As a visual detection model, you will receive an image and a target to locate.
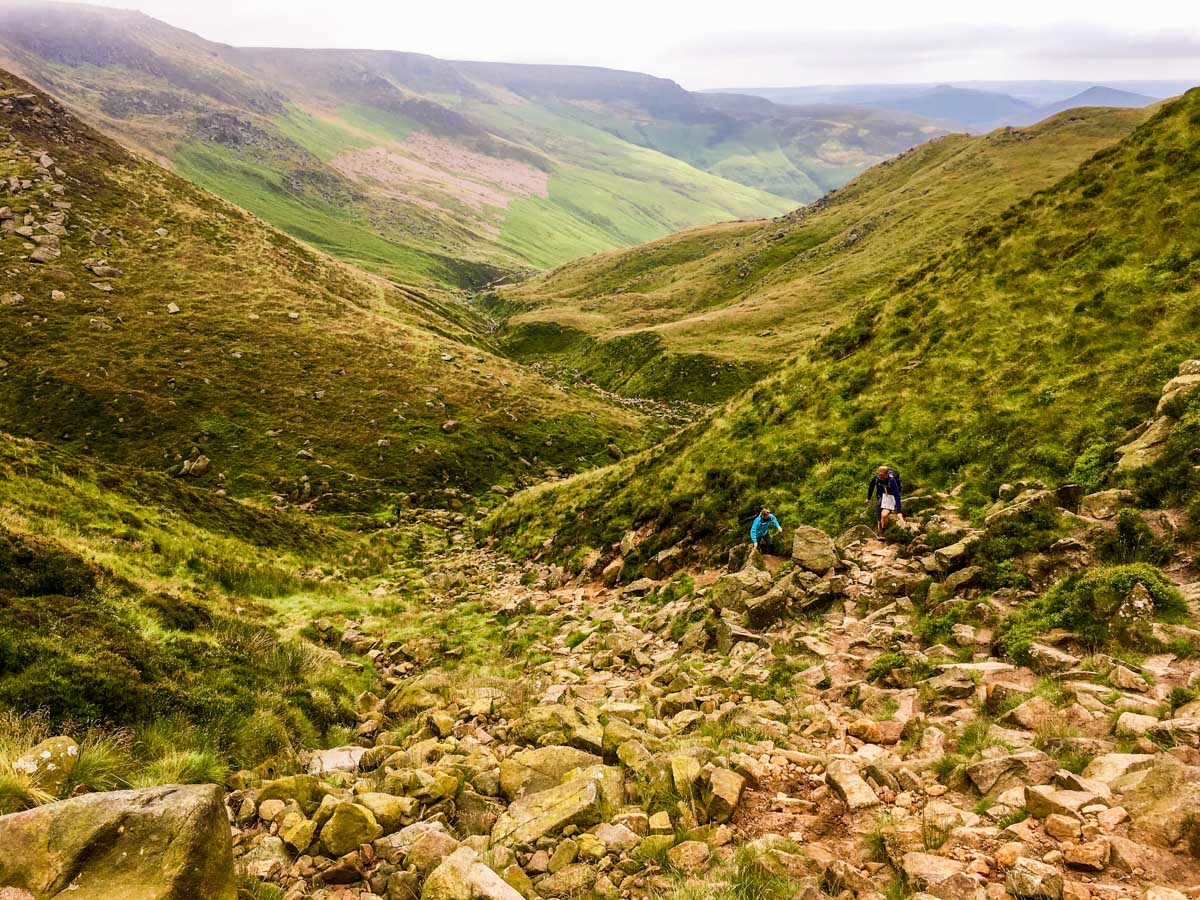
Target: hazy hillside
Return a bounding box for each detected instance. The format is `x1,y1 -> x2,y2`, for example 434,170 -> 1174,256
1038,86 -> 1159,118
0,1 -> 944,287
874,85 -> 1036,125
491,88 -> 1200,557
493,106 -> 1151,401
728,79 -> 1184,131
0,68 -> 660,513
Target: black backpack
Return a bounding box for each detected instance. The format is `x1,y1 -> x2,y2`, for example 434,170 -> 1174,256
888,467 -> 902,494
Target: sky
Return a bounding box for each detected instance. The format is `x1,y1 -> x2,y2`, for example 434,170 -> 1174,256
79,0 -> 1200,90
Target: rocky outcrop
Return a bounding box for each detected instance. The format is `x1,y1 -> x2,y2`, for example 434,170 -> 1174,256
0,784 -> 236,898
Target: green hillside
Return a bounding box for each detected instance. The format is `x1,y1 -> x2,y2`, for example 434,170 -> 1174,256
0,2 -> 942,288
490,89 -> 1200,559
0,69 -> 659,514
494,106 -> 1152,402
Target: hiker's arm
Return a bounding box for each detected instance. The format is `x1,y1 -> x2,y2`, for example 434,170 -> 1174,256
892,476 -> 902,514
866,476 -> 877,500
770,515 -> 781,531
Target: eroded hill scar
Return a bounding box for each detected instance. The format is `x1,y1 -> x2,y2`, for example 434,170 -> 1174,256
331,133 -> 550,229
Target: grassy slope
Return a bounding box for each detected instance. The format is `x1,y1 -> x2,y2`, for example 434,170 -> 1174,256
489,90 -> 1200,559
0,69 -> 659,514
470,101 -> 795,267
495,107 -> 1152,401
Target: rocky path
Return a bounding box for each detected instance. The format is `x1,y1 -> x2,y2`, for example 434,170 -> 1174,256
211,499 -> 1200,900
5,489 -> 1200,900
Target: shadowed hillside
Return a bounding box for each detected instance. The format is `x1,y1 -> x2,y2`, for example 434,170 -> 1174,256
0,68 -> 661,513
493,105 -> 1152,402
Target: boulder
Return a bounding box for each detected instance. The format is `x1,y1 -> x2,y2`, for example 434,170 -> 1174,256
320,802 -> 382,857
409,828 -> 463,875
1005,857 -> 1063,899
825,759 -> 879,810
1078,490 -> 1135,520
306,745 -> 366,776
422,846 -> 524,900
358,792 -> 419,833
0,784 -> 235,898
705,768 -> 745,823
744,586 -> 789,629
1116,417 -> 1173,470
1024,786 -> 1099,820
900,852 -> 967,889
1114,757 -> 1200,850
1002,696 -> 1059,732
1064,840 -> 1109,871
499,746 -> 602,800
667,840 -> 710,872
490,772 -> 614,847
710,567 -> 771,612
1082,753 -> 1155,785
600,558 -> 624,587
536,862 -> 595,897
11,735 -> 79,796
966,751 -> 1057,796
257,773 -> 324,810
791,526 -> 838,572
1027,643 -> 1080,674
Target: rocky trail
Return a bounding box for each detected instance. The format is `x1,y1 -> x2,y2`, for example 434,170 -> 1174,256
3,482 -> 1200,900
5,479 -> 1200,900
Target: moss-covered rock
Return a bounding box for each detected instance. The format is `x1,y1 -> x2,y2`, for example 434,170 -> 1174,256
0,784 -> 235,898
319,802 -> 382,857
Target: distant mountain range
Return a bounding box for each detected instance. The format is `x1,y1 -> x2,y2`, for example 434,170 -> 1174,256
718,80 -> 1189,131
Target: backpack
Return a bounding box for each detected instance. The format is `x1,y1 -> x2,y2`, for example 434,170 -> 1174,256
888,467 -> 902,494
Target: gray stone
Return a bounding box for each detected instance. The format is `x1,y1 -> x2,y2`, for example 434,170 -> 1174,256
791,525 -> 838,572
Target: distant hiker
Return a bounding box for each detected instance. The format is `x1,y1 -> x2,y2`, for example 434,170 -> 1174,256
867,465 -> 903,533
750,508 -> 782,555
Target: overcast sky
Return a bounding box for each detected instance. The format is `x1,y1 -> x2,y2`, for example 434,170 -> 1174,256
82,0 -> 1200,90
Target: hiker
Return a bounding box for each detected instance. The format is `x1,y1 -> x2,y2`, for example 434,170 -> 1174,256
867,465 -> 903,533
750,508 -> 782,555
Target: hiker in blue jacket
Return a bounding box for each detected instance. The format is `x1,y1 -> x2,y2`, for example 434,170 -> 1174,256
750,508 -> 782,555
867,465 -> 903,533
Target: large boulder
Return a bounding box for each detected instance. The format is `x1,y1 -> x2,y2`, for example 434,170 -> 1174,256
1116,417 -> 1173,471
965,750 -> 1057,796
1113,757 -> 1200,850
490,770 -> 617,847
791,526 -> 838,572
0,784 -> 236,898
423,846 -> 524,900
498,746 -> 602,800
710,567 -> 771,613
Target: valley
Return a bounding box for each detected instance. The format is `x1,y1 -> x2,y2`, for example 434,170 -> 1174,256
0,7 -> 1199,900
0,2 -> 942,289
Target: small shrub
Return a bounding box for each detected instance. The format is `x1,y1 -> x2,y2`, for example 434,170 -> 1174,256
132,749 -> 225,787
956,719 -> 999,757
867,652 -> 905,684
1095,510 -> 1172,565
729,847 -> 799,900
996,807 -> 1030,829
67,729 -> 134,794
